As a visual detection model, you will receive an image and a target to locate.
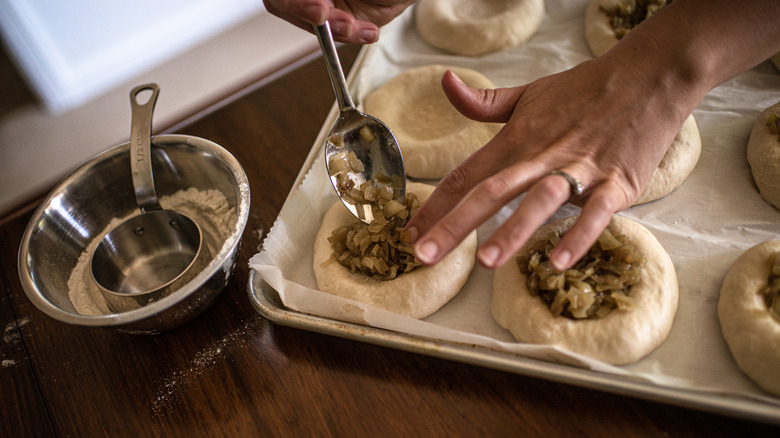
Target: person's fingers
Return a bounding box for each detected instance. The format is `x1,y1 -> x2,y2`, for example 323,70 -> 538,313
405,79 -> 530,242
405,137 -> 509,244
549,180 -> 628,271
263,0 -> 380,44
410,159 -> 548,266
441,70 -> 526,123
475,172 -> 574,269
328,9 -> 380,43
264,0 -> 328,27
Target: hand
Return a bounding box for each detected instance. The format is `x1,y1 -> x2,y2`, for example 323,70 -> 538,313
263,0 -> 415,44
401,0 -> 780,273
405,51 -> 694,272
404,0 -> 780,272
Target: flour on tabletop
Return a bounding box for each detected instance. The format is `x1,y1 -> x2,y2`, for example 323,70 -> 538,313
67,188 -> 237,315
150,317 -> 259,417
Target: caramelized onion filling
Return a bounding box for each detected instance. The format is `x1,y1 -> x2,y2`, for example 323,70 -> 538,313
325,192 -> 422,280
328,150 -> 404,210
761,252 -> 780,322
601,0 -> 672,39
518,228 -> 644,319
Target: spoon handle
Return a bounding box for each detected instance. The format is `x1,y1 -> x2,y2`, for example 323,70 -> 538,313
313,22 -> 355,111
129,83 -> 161,213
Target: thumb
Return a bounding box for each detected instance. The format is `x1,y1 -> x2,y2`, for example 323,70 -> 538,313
441,70 -> 525,124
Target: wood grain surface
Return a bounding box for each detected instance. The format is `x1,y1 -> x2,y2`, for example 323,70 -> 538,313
2,44 -> 779,437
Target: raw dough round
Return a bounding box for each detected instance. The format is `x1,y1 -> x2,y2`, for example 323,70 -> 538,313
313,182 -> 477,318
635,114 -> 702,205
363,65 -> 503,179
584,1 -> 701,204
585,0 -> 677,58
718,240 -> 780,396
414,0 -> 545,56
747,100 -> 780,209
492,215 -> 678,365
584,0 -> 624,58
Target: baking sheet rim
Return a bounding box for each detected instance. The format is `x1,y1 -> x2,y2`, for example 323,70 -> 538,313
248,271 -> 780,425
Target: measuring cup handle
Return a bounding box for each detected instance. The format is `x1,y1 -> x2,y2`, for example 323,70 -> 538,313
130,83 -> 162,213
313,23 -> 356,111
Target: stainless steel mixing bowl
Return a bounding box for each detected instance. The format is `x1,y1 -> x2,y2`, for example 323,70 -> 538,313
18,134 -> 250,334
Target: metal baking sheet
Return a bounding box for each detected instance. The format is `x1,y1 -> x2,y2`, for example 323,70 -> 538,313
248,273 -> 780,424
248,3 -> 780,425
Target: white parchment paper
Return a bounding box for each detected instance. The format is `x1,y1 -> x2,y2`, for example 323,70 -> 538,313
251,0 -> 780,407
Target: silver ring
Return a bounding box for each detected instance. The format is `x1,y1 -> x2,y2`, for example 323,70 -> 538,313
549,170 -> 584,201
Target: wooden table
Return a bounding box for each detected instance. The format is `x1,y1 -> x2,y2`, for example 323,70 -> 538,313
2,44 -> 778,437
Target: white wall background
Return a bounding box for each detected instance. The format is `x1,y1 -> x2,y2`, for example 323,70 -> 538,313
0,0 -> 263,113
0,2 -> 317,215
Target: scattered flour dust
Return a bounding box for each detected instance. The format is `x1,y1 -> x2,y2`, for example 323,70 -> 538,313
151,317 -> 259,416
67,188 -> 237,315
2,318 -> 30,368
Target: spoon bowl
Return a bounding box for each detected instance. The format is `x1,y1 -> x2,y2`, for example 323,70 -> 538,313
314,22 -> 406,223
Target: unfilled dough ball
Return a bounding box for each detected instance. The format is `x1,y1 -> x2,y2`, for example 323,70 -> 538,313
414,0 -> 545,56
747,100 -> 780,209
363,65 -> 502,179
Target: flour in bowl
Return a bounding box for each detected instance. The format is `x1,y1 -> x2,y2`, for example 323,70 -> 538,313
68,188 -> 237,315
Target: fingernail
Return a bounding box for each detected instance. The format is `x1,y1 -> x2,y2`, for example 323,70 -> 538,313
415,240 -> 439,264
551,249 -> 571,271
448,70 -> 465,85
358,28 -> 379,43
477,245 -> 500,268
304,5 -> 326,24
407,226 -> 419,243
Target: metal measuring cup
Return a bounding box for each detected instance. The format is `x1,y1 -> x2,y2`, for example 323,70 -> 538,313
90,84 -> 210,312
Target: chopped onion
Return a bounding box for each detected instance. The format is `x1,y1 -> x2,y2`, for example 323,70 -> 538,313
520,228 -> 643,319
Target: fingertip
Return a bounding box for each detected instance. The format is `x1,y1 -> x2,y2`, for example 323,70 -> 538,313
441,71 -> 518,124
477,245 -> 501,269
303,4 -> 328,25
441,70 -> 469,99
549,247 -> 572,271
415,239 -> 439,265
442,69 -> 465,87
356,26 -> 379,44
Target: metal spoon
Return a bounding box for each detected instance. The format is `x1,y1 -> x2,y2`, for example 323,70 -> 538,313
314,22 -> 406,223
90,83 -> 210,312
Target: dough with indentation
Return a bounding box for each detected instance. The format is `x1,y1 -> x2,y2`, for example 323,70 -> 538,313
585,1 -> 701,204
718,240 -> 780,396
414,0 -> 545,56
584,0 -> 626,58
492,215 -> 678,365
363,65 -> 502,179
747,100 -> 780,209
313,182 -> 477,318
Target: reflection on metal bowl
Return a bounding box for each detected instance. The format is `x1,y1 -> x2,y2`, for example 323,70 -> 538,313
18,135 -> 250,334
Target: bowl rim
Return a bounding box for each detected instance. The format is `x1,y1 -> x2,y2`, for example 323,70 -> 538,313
17,134 -> 250,326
